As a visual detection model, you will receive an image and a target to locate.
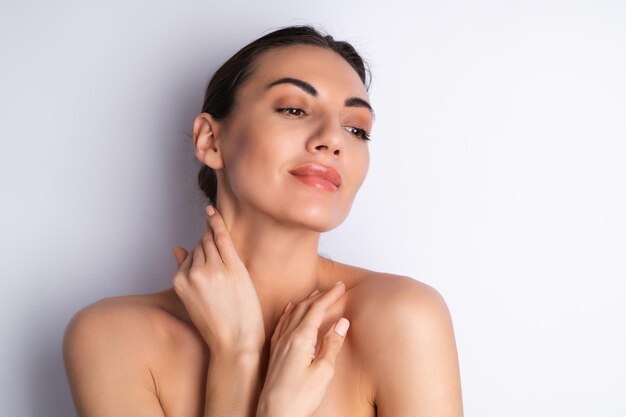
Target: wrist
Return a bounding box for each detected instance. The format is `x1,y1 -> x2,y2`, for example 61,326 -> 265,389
210,337 -> 264,359
255,395 -> 288,417
255,399 -> 275,417
211,349 -> 262,366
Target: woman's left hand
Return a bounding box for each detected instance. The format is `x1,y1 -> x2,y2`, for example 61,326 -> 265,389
256,282 -> 350,417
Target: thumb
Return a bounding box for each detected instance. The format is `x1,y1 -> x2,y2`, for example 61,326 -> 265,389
312,318 -> 349,374
172,247 -> 188,267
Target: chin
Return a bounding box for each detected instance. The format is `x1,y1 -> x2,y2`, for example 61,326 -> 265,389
282,204 -> 351,233
306,220 -> 342,233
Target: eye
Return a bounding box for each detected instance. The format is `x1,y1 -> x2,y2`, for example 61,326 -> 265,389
277,107 -> 306,117
344,126 -> 371,142
277,108 -> 371,142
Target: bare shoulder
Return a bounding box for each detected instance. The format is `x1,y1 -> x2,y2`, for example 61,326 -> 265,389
62,293 -> 204,417
63,293 -> 199,359
338,264 -> 462,416
351,269 -> 445,304
332,261 -> 450,324
348,269 -> 455,356
327,260 -> 454,358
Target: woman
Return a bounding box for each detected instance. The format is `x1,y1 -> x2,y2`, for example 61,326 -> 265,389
63,25 -> 463,417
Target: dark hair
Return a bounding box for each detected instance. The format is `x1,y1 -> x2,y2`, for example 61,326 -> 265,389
197,25 -> 372,205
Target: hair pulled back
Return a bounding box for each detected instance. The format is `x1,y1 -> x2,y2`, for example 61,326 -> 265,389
197,25 -> 371,205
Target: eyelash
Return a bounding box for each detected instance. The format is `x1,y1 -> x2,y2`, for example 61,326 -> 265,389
276,108 -> 371,142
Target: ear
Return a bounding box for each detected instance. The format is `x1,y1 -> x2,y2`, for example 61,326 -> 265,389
193,112 -> 224,170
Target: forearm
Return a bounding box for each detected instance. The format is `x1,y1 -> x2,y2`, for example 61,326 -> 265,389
254,400 -> 281,417
204,352 -> 262,417
254,396 -> 293,417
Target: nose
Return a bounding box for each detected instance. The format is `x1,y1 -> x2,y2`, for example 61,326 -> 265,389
306,116 -> 344,156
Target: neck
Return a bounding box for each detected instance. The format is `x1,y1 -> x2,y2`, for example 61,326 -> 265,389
217,197 -> 332,346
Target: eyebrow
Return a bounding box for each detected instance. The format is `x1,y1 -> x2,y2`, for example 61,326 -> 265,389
265,77 -> 375,119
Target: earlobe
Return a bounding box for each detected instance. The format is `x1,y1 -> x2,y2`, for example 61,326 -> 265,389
193,113 -> 224,170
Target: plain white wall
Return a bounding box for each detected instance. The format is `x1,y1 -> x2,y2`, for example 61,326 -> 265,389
1,0 -> 625,416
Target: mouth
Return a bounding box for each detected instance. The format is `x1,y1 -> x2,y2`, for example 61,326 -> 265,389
288,163 -> 342,191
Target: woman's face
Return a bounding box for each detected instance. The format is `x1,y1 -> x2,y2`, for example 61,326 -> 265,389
215,44 -> 373,232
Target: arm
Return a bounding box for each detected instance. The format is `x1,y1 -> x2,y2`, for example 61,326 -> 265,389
63,301 -> 262,417
360,277 -> 463,417
62,303 -> 167,417
205,351 -> 262,417
169,205 -> 267,416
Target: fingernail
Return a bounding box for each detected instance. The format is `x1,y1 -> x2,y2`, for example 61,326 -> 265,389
283,301 -> 292,313
308,289 -> 320,298
334,318 -> 350,336
206,205 -> 215,216
334,280 -> 344,287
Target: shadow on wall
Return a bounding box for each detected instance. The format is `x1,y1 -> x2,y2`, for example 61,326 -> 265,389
32,259 -> 183,417
28,48 -> 218,416
29,332 -> 77,417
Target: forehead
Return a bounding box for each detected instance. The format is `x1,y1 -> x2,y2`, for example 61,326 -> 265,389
244,44 -> 369,100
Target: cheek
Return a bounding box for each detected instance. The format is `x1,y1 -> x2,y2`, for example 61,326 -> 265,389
360,150 -> 370,182
348,147 -> 370,191
227,142 -> 267,195
334,147 -> 369,218
223,130 -> 292,200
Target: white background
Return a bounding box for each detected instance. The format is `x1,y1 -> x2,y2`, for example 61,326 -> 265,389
1,1 -> 625,416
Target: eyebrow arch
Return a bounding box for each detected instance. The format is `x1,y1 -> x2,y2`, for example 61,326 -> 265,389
265,77 -> 375,119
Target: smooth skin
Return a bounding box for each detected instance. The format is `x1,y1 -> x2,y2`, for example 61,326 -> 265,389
63,44 -> 463,417
173,205 -> 351,417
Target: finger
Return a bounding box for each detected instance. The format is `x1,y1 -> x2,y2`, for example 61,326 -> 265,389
277,289 -> 320,339
206,205 -> 241,266
280,288 -> 320,329
192,239 -> 206,266
283,283 -> 344,338
311,317 -> 349,374
172,247 -> 188,267
307,289 -> 320,299
271,301 -> 293,348
297,281 -> 346,333
181,248 -> 194,269
172,249 -> 194,289
202,214 -> 221,264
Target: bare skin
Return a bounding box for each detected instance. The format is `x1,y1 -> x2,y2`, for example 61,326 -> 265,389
63,44 -> 463,416
64,258 -> 461,417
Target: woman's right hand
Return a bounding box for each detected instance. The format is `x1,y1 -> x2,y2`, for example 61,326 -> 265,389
257,281 -> 350,417
171,205 -> 266,356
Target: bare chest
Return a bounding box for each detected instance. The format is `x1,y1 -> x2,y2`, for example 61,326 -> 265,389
155,323 -> 375,417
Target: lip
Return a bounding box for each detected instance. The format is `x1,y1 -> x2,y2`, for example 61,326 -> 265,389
288,163 -> 342,189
